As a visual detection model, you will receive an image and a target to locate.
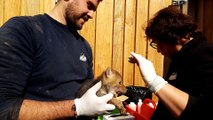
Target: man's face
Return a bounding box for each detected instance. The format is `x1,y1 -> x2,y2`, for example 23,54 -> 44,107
65,0 -> 100,30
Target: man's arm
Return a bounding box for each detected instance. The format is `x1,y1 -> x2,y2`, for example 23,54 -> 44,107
19,100 -> 75,119
19,81 -> 115,119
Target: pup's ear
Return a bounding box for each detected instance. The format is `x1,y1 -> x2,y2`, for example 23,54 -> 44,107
105,67 -> 113,77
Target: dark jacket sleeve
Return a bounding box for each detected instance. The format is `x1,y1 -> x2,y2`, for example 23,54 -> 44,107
180,41 -> 213,120
0,17 -> 34,120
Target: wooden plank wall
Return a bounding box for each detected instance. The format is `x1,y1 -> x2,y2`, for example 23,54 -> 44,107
203,0 -> 213,43
188,0 -> 213,43
0,0 -> 172,102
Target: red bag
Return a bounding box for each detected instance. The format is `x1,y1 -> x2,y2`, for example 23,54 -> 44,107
126,98 -> 156,120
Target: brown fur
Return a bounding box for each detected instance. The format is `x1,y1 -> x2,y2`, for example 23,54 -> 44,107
75,67 -> 127,114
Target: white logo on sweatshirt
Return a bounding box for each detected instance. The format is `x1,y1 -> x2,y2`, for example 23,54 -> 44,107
80,53 -> 87,62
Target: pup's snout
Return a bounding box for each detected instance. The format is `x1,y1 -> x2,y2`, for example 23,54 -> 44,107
116,85 -> 127,96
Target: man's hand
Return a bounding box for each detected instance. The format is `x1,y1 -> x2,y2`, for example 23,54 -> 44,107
128,52 -> 167,93
74,81 -> 115,116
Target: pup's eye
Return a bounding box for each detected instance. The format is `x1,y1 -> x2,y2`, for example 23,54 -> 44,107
119,81 -> 122,85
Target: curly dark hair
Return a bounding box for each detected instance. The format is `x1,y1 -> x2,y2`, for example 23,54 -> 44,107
145,5 -> 199,45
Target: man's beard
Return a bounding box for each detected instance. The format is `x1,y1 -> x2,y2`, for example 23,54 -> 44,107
65,2 -> 82,30
65,16 -> 81,30
65,14 -> 89,30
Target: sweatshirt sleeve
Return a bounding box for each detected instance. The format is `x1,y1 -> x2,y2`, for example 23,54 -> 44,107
0,17 -> 34,120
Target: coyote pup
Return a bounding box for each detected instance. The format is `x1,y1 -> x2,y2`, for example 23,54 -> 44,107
75,67 -> 127,114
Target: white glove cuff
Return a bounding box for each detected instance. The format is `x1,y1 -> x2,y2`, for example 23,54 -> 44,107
74,98 -> 81,116
149,76 -> 168,93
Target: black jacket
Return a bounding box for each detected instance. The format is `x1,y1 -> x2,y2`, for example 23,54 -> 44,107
151,33 -> 213,120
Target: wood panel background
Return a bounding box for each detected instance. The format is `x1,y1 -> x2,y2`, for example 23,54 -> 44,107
188,0 -> 213,43
0,0 -> 172,102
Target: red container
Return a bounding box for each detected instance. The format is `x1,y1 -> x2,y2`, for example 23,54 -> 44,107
140,98 -> 156,120
126,98 -> 156,120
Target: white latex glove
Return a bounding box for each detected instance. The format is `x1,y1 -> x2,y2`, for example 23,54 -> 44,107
128,52 -> 167,93
74,81 -> 115,116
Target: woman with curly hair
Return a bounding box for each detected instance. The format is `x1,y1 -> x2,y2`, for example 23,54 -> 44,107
129,5 -> 213,120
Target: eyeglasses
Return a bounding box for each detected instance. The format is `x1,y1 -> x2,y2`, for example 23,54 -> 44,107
150,40 -> 157,49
